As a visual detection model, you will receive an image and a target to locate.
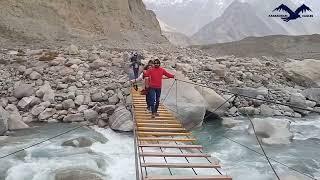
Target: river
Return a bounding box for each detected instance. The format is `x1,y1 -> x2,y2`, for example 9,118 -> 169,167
0,116 -> 319,180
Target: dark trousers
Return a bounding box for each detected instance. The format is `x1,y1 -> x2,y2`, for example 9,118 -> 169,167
133,68 -> 139,79
149,88 -> 161,114
146,90 -> 151,110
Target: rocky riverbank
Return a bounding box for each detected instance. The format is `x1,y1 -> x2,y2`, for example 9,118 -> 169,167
0,45 -> 134,136
1,45 -> 320,136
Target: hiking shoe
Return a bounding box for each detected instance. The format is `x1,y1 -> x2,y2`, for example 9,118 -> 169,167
151,114 -> 155,119
155,113 -> 160,117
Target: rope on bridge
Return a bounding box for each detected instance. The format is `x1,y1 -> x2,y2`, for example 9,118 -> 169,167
160,78 -> 318,180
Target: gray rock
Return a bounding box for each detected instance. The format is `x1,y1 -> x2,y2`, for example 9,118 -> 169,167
65,58 -> 82,66
31,101 -> 50,116
289,93 -> 315,114
0,98 -> 8,108
0,107 -> 9,135
260,104 -> 275,116
7,110 -> 29,130
108,94 -> 119,105
90,59 -> 108,69
97,119 -> 108,128
78,105 -> 88,112
228,106 -> 238,115
29,71 -> 41,80
302,88 -> 320,104
176,63 -> 193,73
84,109 -> 99,123
13,83 -> 34,99
83,94 -> 92,105
91,92 -> 105,102
63,114 -> 85,122
62,137 -> 95,148
38,108 -> 56,121
22,114 -> 35,123
293,112 -> 302,118
231,87 -> 268,98
67,44 -> 79,55
248,118 -> 293,145
67,92 -> 76,100
238,107 -> 257,116
17,96 -> 34,110
283,59 -> 320,87
99,105 -> 116,115
109,106 -> 133,131
75,95 -> 85,106
37,82 -> 55,103
54,167 -> 106,180
62,99 -> 75,110
195,86 -> 229,116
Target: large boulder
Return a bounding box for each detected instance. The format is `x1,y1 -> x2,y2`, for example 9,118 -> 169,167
36,82 -> 55,103
283,59 -> 320,87
54,168 -> 106,180
248,118 -> 293,145
289,93 -> 316,114
5,105 -> 29,130
84,109 -> 99,123
62,137 -> 95,148
301,88 -> 320,105
195,86 -> 230,116
230,87 -> 268,98
0,106 -> 9,135
162,71 -> 206,129
109,106 -> 133,131
13,83 -> 34,99
176,63 -> 193,73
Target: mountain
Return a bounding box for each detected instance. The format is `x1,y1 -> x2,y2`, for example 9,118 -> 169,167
192,34 -> 320,59
192,1 -> 275,44
143,0 -> 233,36
192,0 -> 320,45
0,0 -> 166,46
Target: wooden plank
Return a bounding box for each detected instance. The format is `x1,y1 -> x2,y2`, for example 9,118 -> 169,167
140,152 -> 211,158
137,123 -> 182,128
135,114 -> 174,118
139,144 -> 203,149
135,111 -> 172,114
138,132 -> 191,136
135,114 -> 176,120
136,120 -> 181,124
144,175 -> 232,180
138,127 -> 186,132
141,163 -> 221,168
138,137 -> 196,142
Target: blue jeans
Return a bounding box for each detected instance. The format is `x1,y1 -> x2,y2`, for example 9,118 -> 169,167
149,88 -> 161,114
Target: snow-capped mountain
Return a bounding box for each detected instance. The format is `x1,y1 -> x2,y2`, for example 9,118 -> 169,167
144,0 -> 320,45
143,0 -> 233,36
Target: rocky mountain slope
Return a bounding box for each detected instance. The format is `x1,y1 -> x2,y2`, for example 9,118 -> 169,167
192,34 -> 320,59
0,0 -> 166,47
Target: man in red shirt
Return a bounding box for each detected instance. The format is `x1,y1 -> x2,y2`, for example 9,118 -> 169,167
144,59 -> 175,118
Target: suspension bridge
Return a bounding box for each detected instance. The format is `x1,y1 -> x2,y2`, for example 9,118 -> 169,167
132,78 -> 319,180
131,81 -> 233,180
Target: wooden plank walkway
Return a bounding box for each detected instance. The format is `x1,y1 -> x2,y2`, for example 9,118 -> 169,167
132,88 -> 232,180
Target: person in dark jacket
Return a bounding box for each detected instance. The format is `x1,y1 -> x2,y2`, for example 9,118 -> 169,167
130,52 -> 143,79
144,59 -> 175,118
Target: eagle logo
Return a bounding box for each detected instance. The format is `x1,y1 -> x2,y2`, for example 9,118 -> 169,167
273,4 -> 312,22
